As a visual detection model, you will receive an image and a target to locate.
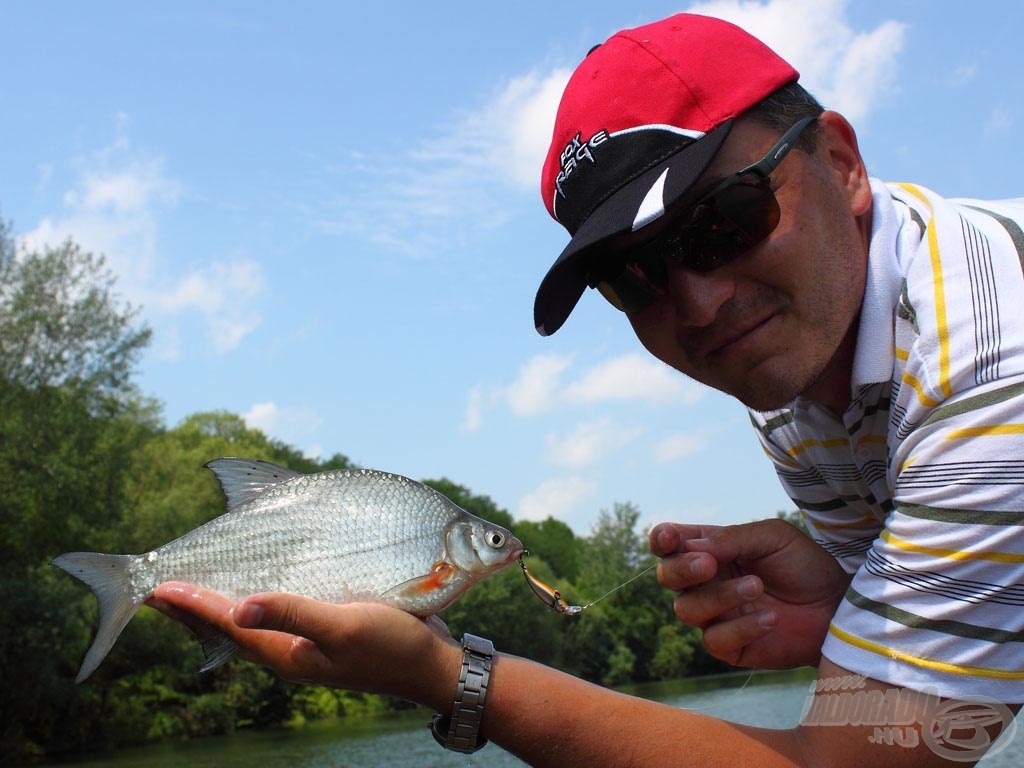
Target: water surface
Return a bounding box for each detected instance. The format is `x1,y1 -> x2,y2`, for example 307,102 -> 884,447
60,670 -> 1023,767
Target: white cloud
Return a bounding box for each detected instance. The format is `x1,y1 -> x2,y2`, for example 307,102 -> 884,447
506,353 -> 573,415
517,475 -> 597,529
462,384 -> 485,433
78,163 -> 178,214
652,432 -> 709,463
984,106 -> 1014,137
687,0 -> 906,123
477,69 -> 572,190
151,260 -> 265,354
949,63 -> 977,87
18,114 -> 266,357
565,353 -> 706,406
468,352 -> 705,431
314,68 -> 570,255
243,401 -> 323,454
545,417 -> 644,469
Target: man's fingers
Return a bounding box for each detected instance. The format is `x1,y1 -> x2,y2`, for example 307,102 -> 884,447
152,582 -> 239,631
651,523 -> 723,556
152,583 -> 334,677
700,609 -> 779,666
672,575 -> 764,627
684,518 -> 799,562
231,591 -> 357,646
658,551 -> 719,591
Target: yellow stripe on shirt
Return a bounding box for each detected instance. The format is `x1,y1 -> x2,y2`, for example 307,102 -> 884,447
829,624 -> 1024,680
897,183 -> 952,399
902,371 -> 941,408
881,529 -> 1024,563
947,424 -> 1024,439
784,437 -> 849,459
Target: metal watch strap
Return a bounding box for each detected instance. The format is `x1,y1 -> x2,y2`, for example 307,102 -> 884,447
429,633 -> 493,753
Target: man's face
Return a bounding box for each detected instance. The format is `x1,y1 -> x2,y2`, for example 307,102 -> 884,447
623,112 -> 873,412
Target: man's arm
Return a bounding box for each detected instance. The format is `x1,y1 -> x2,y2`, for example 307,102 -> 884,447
150,583 -> 1012,767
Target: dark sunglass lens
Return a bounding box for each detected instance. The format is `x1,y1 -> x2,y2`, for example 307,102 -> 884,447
719,178 -> 780,240
686,178 -> 780,271
591,249 -> 669,312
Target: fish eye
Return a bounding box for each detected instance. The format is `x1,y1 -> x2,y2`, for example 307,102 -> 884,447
485,530 -> 506,549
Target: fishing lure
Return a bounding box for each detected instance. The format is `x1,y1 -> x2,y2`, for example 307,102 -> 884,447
519,553 -> 584,615
518,553 -> 658,616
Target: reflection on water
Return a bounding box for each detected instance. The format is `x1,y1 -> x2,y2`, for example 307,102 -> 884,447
58,669 -> 1023,767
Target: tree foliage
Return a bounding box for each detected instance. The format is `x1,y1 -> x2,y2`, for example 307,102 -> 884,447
0,219 -> 151,401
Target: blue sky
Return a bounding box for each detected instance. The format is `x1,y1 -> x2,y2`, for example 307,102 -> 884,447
2,1 -> 1021,535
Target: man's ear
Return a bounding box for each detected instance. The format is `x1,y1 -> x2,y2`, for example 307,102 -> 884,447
816,110 -> 872,216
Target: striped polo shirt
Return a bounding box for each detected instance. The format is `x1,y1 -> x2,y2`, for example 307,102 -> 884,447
750,178 -> 1024,702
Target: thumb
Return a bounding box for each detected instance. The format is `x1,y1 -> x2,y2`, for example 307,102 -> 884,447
232,592 -> 350,645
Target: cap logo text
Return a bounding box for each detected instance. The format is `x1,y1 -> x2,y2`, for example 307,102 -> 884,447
555,130 -> 609,199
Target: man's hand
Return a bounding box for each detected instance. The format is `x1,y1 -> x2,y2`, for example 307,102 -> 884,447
147,583 -> 460,710
650,518 -> 850,669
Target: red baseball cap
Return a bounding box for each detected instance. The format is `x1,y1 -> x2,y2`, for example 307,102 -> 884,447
534,13 -> 798,335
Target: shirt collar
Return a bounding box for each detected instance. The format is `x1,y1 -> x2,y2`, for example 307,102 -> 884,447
849,178 -> 909,390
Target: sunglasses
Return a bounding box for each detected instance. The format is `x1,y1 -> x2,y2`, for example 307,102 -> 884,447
587,116 -> 817,313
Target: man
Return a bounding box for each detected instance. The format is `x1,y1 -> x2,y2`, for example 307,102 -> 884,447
153,13 -> 1024,765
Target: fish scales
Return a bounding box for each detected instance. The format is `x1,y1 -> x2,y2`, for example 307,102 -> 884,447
137,471 -> 454,602
53,459 -> 523,682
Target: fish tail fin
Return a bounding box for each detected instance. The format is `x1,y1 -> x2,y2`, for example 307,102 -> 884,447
52,552 -> 143,683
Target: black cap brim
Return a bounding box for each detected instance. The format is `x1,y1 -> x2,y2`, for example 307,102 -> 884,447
534,121 -> 733,336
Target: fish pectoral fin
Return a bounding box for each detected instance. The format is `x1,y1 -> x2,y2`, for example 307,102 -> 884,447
157,601 -> 240,673
198,630 -> 240,673
382,562 -> 458,601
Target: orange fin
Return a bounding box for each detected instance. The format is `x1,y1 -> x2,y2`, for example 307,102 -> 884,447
383,562 -> 457,600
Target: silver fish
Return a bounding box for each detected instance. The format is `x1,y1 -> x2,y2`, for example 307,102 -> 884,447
53,458 -> 523,682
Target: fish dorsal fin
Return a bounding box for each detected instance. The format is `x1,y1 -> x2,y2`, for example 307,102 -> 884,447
204,458 -> 302,511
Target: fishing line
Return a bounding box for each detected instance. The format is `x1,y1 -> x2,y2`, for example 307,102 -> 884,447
578,559 -> 759,714
518,554 -> 759,712
577,560 -> 659,611
519,553 -> 659,615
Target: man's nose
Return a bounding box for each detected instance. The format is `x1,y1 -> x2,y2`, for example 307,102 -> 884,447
664,260 -> 736,327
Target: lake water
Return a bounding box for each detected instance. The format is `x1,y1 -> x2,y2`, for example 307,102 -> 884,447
59,670 -> 1024,767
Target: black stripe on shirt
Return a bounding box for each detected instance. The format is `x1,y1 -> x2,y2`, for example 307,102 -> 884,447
965,204 -> 1024,269
844,586 -> 1024,643
899,459 -> 1024,488
896,502 -> 1024,526
865,549 -> 1024,606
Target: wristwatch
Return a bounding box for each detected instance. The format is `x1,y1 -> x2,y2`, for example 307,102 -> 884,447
429,633 -> 494,753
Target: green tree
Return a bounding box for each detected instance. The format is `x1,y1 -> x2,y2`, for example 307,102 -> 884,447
573,503 -> 672,685
650,624 -> 699,680
512,516 -> 581,582
0,220 -> 155,762
0,219 -> 151,401
576,502 -> 651,589
422,478 -> 514,531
